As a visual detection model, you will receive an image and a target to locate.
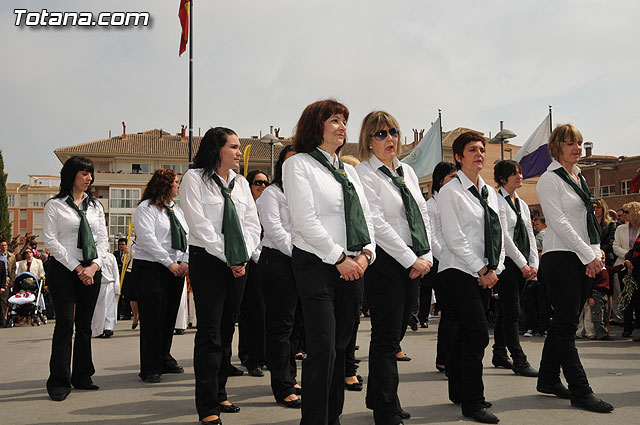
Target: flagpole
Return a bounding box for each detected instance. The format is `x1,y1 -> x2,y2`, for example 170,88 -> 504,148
438,108 -> 443,160
188,0 -> 194,165
548,104 -> 552,133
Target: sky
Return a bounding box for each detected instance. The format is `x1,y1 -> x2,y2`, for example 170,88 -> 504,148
2,0 -> 640,183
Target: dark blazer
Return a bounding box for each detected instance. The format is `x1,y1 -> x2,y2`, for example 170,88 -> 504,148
0,260 -> 6,290
600,221 -> 617,267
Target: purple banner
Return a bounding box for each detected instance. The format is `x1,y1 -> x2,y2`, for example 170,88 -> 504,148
519,144 -> 552,179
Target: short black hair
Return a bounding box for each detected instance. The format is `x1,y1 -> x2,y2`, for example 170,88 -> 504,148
118,238 -> 127,244
451,131 -> 485,170
493,160 -> 522,187
431,162 -> 457,193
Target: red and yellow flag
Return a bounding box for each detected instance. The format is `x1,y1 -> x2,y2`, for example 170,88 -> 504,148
178,0 -> 190,56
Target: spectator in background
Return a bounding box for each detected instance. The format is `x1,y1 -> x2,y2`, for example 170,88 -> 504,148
16,248 -> 46,281
612,204 -> 638,329
608,210 -> 618,225
616,208 -> 626,225
618,202 -> 640,338
595,199 -> 616,267
0,239 -> 17,327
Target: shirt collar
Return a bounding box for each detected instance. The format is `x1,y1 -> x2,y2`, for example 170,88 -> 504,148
316,147 -> 340,167
458,170 -> 487,192
547,159 -> 581,175
368,155 -> 401,175
215,169 -> 237,187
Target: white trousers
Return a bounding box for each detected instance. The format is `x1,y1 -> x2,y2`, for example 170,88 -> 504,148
91,283 -> 118,337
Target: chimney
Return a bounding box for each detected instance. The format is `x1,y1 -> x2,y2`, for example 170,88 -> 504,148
584,142 -> 593,157
270,125 -> 274,135
181,125 -> 186,140
419,129 -> 425,140
122,122 -> 127,139
159,128 -> 163,138
109,130 -> 112,138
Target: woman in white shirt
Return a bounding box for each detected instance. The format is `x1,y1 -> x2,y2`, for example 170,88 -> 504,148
535,124 -> 613,413
132,168 -> 189,383
256,145 -> 302,408
282,99 -> 376,425
43,156 -> 109,402
438,132 -> 504,424
491,160 -> 539,377
355,111 -> 432,425
180,127 -> 261,425
425,161 -> 458,374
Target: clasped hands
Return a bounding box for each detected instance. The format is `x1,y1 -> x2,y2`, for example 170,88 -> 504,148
75,263 -> 100,286
168,262 -> 189,278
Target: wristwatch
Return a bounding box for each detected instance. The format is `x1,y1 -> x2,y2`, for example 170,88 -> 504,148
362,251 -> 372,265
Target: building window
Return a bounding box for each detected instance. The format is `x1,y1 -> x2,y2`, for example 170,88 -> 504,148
7,194 -> 14,207
600,185 -> 615,197
109,188 -> 141,209
161,164 -> 189,174
109,213 -> 132,238
20,194 -> 27,207
621,180 -> 631,195
30,194 -> 47,207
132,163 -> 151,174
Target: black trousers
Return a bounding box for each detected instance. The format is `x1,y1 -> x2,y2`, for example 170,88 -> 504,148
431,261 -> 459,367
439,268 -> 489,413
292,247 -> 363,425
133,259 -> 183,378
418,271 -> 434,323
345,303 -> 361,378
523,279 -> 550,332
538,251 -> 593,397
492,258 -> 528,364
365,248 -> 419,425
46,258 -> 101,395
237,260 -> 266,370
190,246 -> 247,420
259,247 -> 299,402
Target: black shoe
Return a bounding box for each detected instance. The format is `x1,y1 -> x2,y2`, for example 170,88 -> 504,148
227,365 -> 244,377
570,393 -> 614,413
622,330 -> 632,337
163,364 -> 184,374
103,329 -> 113,338
409,322 -> 418,331
131,321 -> 138,330
399,409 -> 411,419
49,390 -> 70,402
513,363 -> 539,377
491,355 -> 513,369
295,352 -> 306,360
354,345 -> 360,350
219,403 -> 240,413
141,374 -> 161,383
420,321 -> 429,328
537,382 -> 571,399
436,364 -> 447,373
277,398 -> 302,408
294,386 -> 302,395
463,408 -> 500,424
356,374 -> 363,383
396,355 -> 412,362
174,329 -> 185,335
248,367 -> 264,377
201,418 -> 222,425
599,335 -> 614,341
72,383 -> 99,390
354,358 -> 361,363
345,381 -> 363,391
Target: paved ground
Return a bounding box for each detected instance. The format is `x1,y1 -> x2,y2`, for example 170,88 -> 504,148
1,317 -> 639,425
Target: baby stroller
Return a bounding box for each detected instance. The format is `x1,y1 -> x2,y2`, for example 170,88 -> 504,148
7,272 -> 47,327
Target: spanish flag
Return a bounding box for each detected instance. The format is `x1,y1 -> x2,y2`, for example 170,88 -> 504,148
179,0 -> 190,56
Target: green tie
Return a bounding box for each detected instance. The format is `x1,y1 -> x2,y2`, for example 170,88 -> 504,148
552,168 -> 601,245
213,175 -> 249,267
164,205 -> 187,252
378,165 -> 430,256
504,194 -> 530,260
65,197 -> 98,262
461,178 -> 502,270
308,149 -> 371,251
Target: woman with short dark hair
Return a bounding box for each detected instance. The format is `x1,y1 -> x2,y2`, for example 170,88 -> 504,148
180,127 -> 262,425
132,168 -> 189,383
43,156 -> 109,401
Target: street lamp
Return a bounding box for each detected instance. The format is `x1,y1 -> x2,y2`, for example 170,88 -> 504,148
259,133 -> 283,179
489,121 -> 517,161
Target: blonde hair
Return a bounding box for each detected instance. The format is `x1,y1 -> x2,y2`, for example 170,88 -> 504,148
624,201 -> 640,231
358,111 -> 402,160
548,123 -> 583,162
340,155 -> 360,167
595,198 -> 612,227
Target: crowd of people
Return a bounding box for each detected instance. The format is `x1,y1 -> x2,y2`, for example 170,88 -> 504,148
3,99 -> 640,425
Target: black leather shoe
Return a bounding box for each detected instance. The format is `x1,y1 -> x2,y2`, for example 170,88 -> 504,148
356,374 -> 363,383
102,329 -> 113,338
536,382 -> 571,399
72,383 -> 99,390
396,355 -> 412,362
463,408 -> 500,424
219,403 -> 240,413
345,381 -> 363,391
491,355 -> 513,369
163,364 -> 184,374
248,368 -> 264,377
174,329 -> 185,335
201,418 -> 222,425
49,390 -> 70,401
141,374 -> 161,383
294,386 -> 302,395
513,363 -> 538,377
228,365 -> 244,376
277,398 -> 302,408
399,409 -> 411,419
570,393 -> 614,413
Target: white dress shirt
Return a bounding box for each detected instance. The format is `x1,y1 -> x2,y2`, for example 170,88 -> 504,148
356,156 -> 432,269
43,195 -> 109,272
537,160 -> 600,265
282,148 -> 376,265
256,184 -> 293,257
496,187 -> 539,269
179,168 -> 261,264
132,199 -> 189,267
426,194 -> 444,261
438,170 -> 505,276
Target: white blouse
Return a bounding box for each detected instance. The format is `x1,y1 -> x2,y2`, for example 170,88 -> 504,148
426,194 -> 443,261
282,149 -> 376,265
438,170 -> 505,276
356,156 -> 432,269
132,199 -> 189,267
537,160 -> 600,265
179,168 -> 261,264
43,195 -> 109,272
256,184 -> 293,257
496,187 -> 539,269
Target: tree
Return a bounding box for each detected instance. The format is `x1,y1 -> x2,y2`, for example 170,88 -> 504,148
0,150 -> 11,240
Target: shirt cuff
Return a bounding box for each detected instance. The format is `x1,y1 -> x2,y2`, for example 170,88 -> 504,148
325,244 -> 344,265
398,249 -> 418,269
161,258 -> 173,268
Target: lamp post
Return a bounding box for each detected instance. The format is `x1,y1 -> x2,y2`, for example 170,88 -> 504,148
489,121 -> 517,161
259,133 -> 283,179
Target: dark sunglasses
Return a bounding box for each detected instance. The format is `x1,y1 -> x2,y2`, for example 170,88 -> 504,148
622,210 -> 629,214
372,128 -> 399,141
252,180 -> 269,187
